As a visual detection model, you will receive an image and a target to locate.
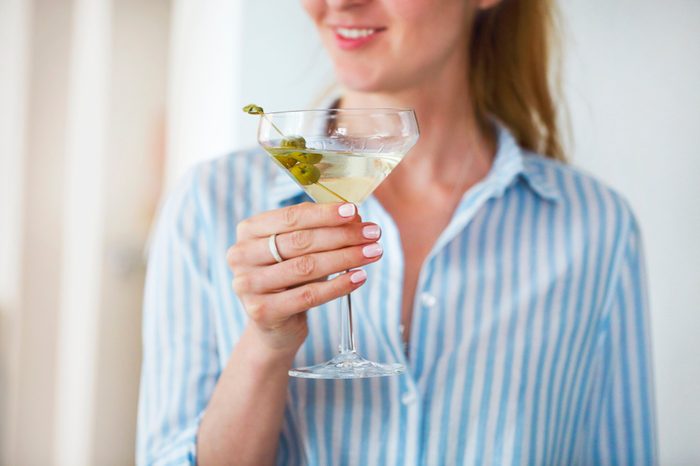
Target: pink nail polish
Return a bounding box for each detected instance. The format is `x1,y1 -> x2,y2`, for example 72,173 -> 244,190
362,225 -> 381,239
338,203 -> 356,218
362,243 -> 383,258
350,269 -> 367,283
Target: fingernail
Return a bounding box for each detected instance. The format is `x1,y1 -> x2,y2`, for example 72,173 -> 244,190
362,243 -> 383,258
350,269 -> 367,283
338,203 -> 356,218
362,224 -> 381,239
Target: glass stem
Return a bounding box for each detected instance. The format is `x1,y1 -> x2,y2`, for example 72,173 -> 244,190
338,287 -> 356,354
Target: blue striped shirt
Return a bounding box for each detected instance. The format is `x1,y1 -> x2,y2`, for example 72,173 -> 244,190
137,125 -> 657,465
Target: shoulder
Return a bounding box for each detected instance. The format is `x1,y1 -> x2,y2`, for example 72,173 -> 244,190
519,152 -> 645,300
522,151 -> 639,237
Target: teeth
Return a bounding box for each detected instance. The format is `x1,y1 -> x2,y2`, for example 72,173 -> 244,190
336,27 -> 376,39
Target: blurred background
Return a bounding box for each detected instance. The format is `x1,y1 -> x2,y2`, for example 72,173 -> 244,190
0,0 -> 698,464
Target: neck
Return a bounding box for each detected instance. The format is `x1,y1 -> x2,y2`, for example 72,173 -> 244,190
340,68 -> 496,197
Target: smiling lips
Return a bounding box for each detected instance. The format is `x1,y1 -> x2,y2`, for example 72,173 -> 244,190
333,26 -> 385,50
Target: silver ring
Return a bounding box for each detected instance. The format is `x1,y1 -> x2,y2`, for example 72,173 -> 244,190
268,233 -> 284,263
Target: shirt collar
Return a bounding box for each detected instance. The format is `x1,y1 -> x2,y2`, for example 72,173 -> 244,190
267,119 -> 561,209
488,122 -> 561,202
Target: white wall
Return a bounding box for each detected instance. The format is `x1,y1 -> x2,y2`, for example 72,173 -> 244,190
3,0 -> 74,462
53,0 -> 111,462
165,0 -> 243,191
0,0 -> 30,324
0,0 -> 31,461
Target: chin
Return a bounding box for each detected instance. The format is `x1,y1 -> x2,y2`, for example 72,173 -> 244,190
333,62 -> 394,94
337,75 -> 383,93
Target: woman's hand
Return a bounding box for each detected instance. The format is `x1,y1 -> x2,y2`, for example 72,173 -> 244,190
227,202 -> 383,356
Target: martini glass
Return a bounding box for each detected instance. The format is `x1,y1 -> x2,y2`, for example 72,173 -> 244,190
257,108 -> 419,379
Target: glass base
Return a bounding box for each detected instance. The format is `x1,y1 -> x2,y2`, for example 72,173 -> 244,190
289,351 -> 405,379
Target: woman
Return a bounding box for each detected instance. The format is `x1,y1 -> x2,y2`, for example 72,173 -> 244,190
137,0 -> 657,464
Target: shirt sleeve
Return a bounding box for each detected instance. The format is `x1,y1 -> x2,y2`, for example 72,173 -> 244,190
590,216 -> 658,465
136,166 -> 220,465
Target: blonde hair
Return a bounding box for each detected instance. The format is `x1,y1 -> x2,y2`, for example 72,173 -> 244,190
470,0 -> 565,161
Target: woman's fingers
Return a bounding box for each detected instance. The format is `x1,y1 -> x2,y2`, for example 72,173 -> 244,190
236,201 -> 359,240
228,222 -> 382,267
233,242 -> 383,294
227,202 -> 383,349
242,269 -> 368,326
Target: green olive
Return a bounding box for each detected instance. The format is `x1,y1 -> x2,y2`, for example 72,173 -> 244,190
290,163 -> 321,185
242,104 -> 264,115
289,151 -> 323,164
281,136 -> 307,149
274,155 -> 298,168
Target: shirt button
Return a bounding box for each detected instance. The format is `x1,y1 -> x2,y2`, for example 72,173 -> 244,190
420,292 -> 437,308
401,391 -> 417,405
